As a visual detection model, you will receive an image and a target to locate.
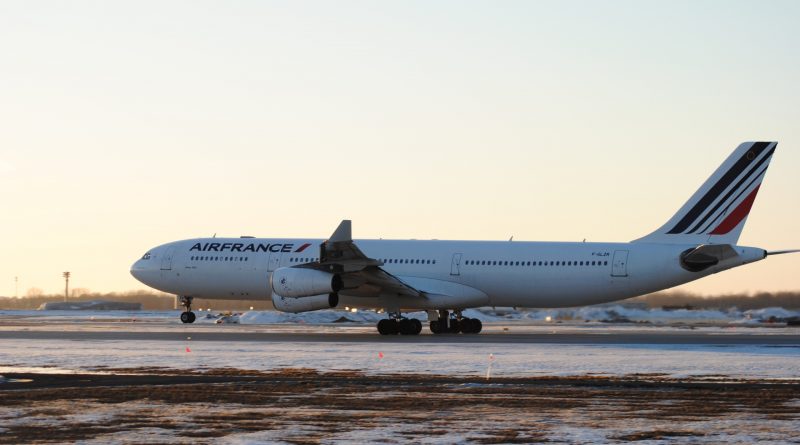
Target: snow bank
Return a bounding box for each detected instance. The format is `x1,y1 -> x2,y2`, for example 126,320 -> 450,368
236,305 -> 800,325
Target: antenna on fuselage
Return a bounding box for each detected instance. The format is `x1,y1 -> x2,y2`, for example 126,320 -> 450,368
509,236 -> 513,242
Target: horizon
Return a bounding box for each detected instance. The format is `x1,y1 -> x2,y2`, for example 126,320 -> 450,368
2,1 -> 798,296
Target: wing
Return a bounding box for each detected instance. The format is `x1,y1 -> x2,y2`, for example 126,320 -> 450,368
299,220 -> 421,298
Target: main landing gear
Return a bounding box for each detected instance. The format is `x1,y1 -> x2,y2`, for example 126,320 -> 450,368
179,296 -> 196,324
376,313 -> 423,335
375,310 -> 482,335
429,310 -> 482,334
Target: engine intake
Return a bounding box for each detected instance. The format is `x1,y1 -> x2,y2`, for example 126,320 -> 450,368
270,267 -> 342,298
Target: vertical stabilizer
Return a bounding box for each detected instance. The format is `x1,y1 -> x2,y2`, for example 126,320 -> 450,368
633,141 -> 777,245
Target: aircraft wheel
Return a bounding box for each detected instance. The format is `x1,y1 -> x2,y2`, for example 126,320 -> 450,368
460,318 -> 482,334
400,318 -> 421,335
471,318 -> 482,334
411,318 -> 422,335
429,320 -> 445,334
180,311 -> 196,324
449,318 -> 461,333
377,319 -> 395,335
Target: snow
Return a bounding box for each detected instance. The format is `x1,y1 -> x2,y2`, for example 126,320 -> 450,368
0,336 -> 797,380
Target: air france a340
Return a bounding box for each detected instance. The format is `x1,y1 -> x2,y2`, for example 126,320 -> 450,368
131,141 -> 797,335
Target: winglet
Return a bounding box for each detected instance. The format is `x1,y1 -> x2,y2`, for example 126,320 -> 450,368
329,220 -> 352,243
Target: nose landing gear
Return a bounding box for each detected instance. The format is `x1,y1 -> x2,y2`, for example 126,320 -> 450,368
179,296 -> 196,324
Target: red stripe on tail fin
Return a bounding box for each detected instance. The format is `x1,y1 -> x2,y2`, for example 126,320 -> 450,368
710,185 -> 760,235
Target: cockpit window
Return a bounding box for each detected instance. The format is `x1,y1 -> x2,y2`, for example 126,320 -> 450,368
142,252 -> 151,260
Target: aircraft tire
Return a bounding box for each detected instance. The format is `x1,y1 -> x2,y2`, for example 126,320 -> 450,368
399,318 -> 422,335
429,320 -> 444,334
460,318 -> 482,334
471,318 -> 482,334
458,318 -> 473,333
411,318 -> 422,335
377,319 -> 395,335
449,319 -> 461,333
180,311 -> 196,324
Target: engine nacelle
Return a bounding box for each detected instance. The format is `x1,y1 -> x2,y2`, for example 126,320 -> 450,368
271,293 -> 339,313
270,267 -> 343,298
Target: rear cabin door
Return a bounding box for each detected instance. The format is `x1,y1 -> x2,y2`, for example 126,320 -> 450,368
611,250 -> 629,277
450,253 -> 462,276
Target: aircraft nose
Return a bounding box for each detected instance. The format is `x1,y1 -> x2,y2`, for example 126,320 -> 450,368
130,260 -> 144,282
130,251 -> 156,285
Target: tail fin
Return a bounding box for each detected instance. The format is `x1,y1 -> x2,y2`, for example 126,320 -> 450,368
634,141 -> 777,245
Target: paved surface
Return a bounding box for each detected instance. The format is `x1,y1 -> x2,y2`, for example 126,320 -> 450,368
1,323 -> 797,345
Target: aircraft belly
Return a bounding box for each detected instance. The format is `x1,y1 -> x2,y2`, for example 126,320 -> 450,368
177,266 -> 269,299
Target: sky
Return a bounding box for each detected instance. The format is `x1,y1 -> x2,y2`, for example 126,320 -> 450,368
1,0 -> 799,297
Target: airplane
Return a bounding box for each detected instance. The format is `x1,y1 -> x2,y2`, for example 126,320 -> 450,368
131,141 -> 798,335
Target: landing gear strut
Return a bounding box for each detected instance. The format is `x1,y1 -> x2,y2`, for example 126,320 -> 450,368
179,296 -> 196,324
376,312 -> 422,335
430,310 -> 482,334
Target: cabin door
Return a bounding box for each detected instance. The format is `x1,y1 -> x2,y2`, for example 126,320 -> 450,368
160,246 -> 176,270
450,253 -> 462,276
611,250 -> 629,277
267,252 -> 282,272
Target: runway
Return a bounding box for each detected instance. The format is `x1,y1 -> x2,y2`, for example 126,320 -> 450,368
0,324 -> 798,345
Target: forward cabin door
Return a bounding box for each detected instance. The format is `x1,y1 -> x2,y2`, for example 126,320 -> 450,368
450,253 -> 462,276
160,246 -> 176,271
611,250 -> 629,277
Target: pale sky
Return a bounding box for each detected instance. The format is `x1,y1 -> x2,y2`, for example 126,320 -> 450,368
1,1 -> 799,297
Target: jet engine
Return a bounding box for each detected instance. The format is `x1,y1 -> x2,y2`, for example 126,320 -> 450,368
271,293 -> 339,313
270,267 -> 343,298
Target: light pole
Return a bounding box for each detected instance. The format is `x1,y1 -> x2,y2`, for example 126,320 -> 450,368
62,272 -> 70,302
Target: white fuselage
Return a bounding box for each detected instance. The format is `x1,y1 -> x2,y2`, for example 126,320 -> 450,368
130,238 -> 766,310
